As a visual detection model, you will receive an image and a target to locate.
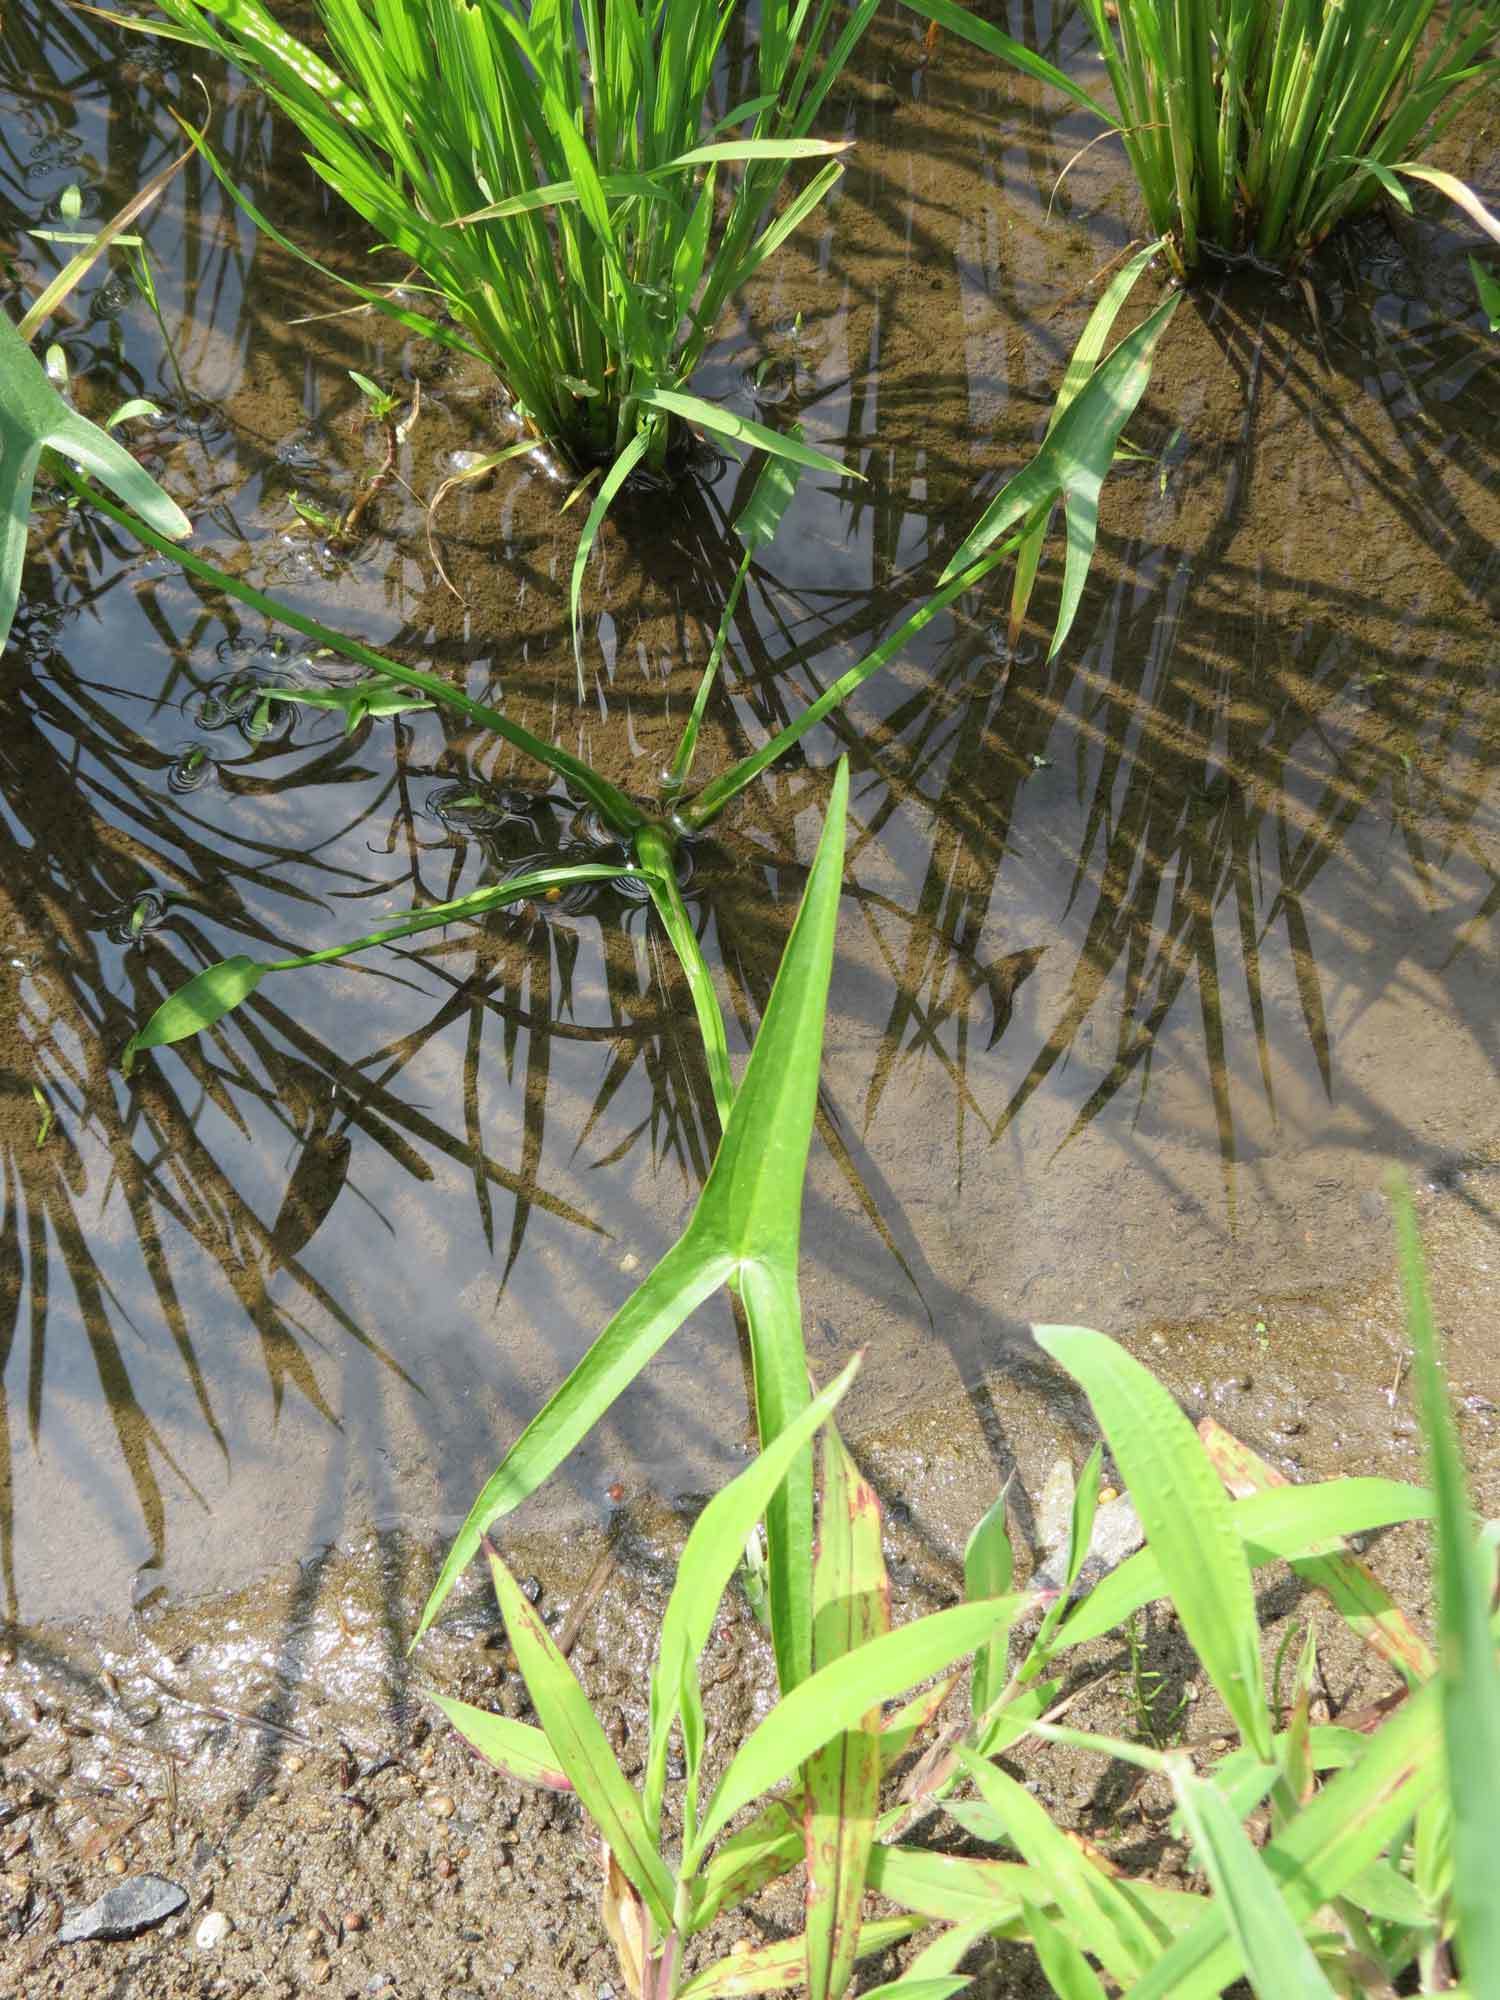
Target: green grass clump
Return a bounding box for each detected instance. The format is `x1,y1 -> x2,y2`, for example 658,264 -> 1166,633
136,0 -> 872,476
1083,0 -> 1500,274
915,0 -> 1500,278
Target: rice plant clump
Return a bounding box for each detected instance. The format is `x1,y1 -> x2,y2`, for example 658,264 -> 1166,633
1077,0 -> 1499,273
144,0 -> 872,471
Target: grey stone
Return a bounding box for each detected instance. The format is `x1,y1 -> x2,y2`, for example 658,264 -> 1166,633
58,1874 -> 188,1943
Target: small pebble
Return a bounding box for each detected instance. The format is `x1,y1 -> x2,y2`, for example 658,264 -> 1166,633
344,1909 -> 366,1932
618,1252 -> 639,1273
427,1793 -> 456,1820
285,1753 -> 305,1775
311,1960 -> 333,1986
196,1911 -> 232,1950
436,1855 -> 455,1879
105,1854 -> 127,1877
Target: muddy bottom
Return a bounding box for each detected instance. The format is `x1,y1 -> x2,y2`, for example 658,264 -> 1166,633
3,1165 -> 1492,1998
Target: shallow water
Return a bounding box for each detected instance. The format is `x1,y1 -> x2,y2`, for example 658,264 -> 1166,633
3,1 -> 1499,1631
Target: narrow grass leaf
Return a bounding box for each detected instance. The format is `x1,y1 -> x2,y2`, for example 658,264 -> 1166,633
1198,1417 -> 1435,1683
965,1488 -> 1013,1716
954,1748 -> 1156,1983
1168,1760 -> 1338,1999
1394,1180 -> 1500,2000
1036,1325 -> 1271,1756
486,1546 -> 674,1927
644,1356 -> 862,1832
805,1421 -> 890,2000
1126,1680 -> 1443,2000
428,1692 -> 571,1791
569,428 -> 653,694
639,389 -> 850,477
1021,1901 -> 1109,2000
690,1797 -> 803,1931
1054,1478 -> 1434,1650
895,0 -> 1109,120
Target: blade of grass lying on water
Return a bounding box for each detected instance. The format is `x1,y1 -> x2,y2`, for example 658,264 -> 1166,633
121,864 -> 633,1071
412,762 -> 850,1656
680,282 -> 1176,831
1393,1178 -> 1500,2000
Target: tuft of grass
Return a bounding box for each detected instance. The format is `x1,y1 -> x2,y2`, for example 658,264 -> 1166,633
919,0 -> 1500,276
131,0 -> 867,480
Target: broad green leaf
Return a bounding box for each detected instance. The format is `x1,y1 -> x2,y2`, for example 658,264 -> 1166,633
123,957 -> 265,1072
639,388 -> 851,478
1054,1478 -> 1435,1650
1035,1325 -> 1271,1757
805,1421 -> 890,2000
643,1357 -> 862,1835
428,1692 -> 571,1791
691,1593 -> 1032,1859
1395,1180 -> 1500,2000
965,1488 -> 1013,1716
735,449 -> 802,553
414,764 -> 851,1646
1471,255 -> 1500,331
677,1918 -> 922,1999
2,307 -> 190,654
954,1748 -> 1159,1984
1021,1901 -> 1108,2000
939,297 -> 1178,659
486,1546 -> 674,1927
1168,1760 -> 1338,2000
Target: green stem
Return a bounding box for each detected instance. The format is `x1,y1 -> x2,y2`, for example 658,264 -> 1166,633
58,468 -> 648,838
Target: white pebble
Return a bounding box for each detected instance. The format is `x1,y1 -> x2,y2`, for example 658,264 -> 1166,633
196,1911 -> 232,1950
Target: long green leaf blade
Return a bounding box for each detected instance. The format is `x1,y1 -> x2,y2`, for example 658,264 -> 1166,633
1036,1325 -> 1271,1756
1168,1761 -> 1338,2000
1394,1181 -> 1500,2000
805,1422 -> 890,2000
486,1546 -> 675,1926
